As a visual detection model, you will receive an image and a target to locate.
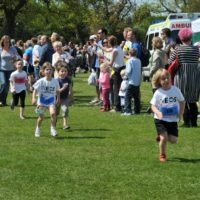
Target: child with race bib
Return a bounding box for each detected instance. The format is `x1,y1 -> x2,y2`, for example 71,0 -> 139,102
32,62 -> 60,137
150,69 -> 185,162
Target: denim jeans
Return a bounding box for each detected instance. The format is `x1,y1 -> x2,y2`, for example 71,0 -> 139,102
124,84 -> 140,114
0,70 -> 13,105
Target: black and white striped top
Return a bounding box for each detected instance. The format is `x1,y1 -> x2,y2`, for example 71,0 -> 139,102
168,45 -> 200,102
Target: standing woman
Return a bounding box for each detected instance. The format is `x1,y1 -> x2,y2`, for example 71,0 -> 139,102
149,37 -> 167,93
0,35 -> 20,106
108,35 -> 125,112
168,28 -> 200,127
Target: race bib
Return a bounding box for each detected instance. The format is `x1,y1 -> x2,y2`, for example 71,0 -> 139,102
160,105 -> 178,116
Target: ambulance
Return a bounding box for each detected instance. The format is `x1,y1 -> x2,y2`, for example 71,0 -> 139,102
142,13 -> 200,81
145,13 -> 200,50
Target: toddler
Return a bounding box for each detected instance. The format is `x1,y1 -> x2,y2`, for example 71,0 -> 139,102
150,69 -> 185,162
98,62 -> 110,112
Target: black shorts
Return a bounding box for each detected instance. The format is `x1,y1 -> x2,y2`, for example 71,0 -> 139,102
154,119 -> 178,137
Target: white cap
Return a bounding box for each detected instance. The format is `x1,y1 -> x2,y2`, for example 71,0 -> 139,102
89,35 -> 97,40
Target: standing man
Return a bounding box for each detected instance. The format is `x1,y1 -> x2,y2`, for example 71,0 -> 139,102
160,28 -> 175,60
39,35 -> 55,66
91,28 -> 108,105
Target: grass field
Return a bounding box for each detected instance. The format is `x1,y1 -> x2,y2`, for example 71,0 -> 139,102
0,73 -> 200,200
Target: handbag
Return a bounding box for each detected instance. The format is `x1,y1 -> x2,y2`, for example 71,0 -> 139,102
87,71 -> 97,85
168,48 -> 180,84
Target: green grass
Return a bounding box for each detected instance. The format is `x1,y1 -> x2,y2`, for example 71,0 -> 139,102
0,73 -> 200,200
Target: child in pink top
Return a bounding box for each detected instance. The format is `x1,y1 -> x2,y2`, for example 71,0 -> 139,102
98,63 -> 110,112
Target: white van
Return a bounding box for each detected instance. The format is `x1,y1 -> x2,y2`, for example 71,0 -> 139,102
142,13 -> 200,81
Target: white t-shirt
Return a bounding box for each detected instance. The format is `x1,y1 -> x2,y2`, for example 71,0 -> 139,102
52,52 -> 73,66
112,46 -> 125,68
33,77 -> 60,106
119,79 -> 128,97
9,70 -> 28,93
32,44 -> 42,65
150,86 -> 184,122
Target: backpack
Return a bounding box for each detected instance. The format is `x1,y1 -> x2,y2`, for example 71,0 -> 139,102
140,44 -> 150,67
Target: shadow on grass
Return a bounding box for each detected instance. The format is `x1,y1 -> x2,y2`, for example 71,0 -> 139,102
169,157 -> 200,163
56,136 -> 106,140
68,128 -> 111,132
74,96 -> 94,106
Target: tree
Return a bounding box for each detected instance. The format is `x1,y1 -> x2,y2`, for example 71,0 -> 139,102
0,0 -> 28,37
158,0 -> 188,13
182,0 -> 200,12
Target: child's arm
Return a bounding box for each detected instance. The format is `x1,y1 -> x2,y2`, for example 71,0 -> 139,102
10,80 -> 16,93
58,83 -> 68,93
151,105 -> 163,120
109,50 -> 117,67
32,89 -> 37,105
56,90 -> 60,105
179,100 -> 185,121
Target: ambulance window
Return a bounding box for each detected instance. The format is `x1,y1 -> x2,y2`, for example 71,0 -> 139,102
169,15 -> 176,19
155,32 -> 159,37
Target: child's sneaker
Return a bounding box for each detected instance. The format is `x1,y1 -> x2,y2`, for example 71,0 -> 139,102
159,154 -> 167,162
20,115 -> 25,120
35,127 -> 41,137
63,125 -> 70,130
121,112 -> 132,116
51,126 -> 58,137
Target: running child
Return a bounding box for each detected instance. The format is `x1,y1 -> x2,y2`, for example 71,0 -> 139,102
56,62 -> 72,129
9,58 -> 28,119
32,62 -> 60,137
150,69 -> 185,162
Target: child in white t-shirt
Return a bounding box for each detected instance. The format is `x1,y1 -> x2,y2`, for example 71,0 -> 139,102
9,59 -> 28,119
150,69 -> 185,162
32,62 -> 60,137
118,69 -> 128,113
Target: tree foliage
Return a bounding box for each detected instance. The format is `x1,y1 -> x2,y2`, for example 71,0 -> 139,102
0,0 -> 199,42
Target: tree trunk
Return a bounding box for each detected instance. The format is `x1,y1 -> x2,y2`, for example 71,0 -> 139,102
3,10 -> 16,38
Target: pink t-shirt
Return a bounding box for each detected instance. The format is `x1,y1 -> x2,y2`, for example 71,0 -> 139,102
98,72 -> 110,90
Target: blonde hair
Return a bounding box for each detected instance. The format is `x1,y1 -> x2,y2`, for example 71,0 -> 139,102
53,41 -> 63,48
100,62 -> 110,73
41,62 -> 53,71
152,37 -> 163,49
152,68 -> 171,88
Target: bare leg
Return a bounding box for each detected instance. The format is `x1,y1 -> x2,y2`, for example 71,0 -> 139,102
159,132 -> 168,159
20,107 -> 25,119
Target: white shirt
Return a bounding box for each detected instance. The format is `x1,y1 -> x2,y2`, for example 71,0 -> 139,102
119,79 -> 128,97
112,46 -> 125,68
52,52 -> 73,66
33,77 -> 60,106
32,44 -> 42,65
150,86 -> 184,122
9,70 -> 27,93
